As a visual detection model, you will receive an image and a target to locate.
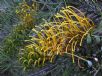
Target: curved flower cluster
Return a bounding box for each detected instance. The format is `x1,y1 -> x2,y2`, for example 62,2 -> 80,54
16,1 -> 38,24
20,6 -> 94,69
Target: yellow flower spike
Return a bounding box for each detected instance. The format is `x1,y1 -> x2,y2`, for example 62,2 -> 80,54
16,0 -> 38,24
16,10 -> 19,14
28,59 -> 33,65
34,60 -> 37,67
71,41 -> 75,63
23,60 -> 28,65
65,44 -> 70,53
67,6 -> 85,17
72,41 -> 78,63
19,57 -> 25,62
28,52 -> 34,58
50,55 -> 55,63
80,27 -> 93,46
32,29 -> 44,40
69,34 -> 79,43
74,41 -> 78,52
20,6 -> 94,69
42,55 -> 46,65
38,58 -> 41,66
57,42 -> 64,54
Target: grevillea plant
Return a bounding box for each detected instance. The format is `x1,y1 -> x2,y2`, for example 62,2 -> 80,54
16,0 -> 38,25
19,6 -> 95,69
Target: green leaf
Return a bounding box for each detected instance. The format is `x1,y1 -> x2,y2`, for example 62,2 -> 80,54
95,36 -> 100,44
63,69 -> 69,76
87,34 -> 92,44
94,20 -> 102,34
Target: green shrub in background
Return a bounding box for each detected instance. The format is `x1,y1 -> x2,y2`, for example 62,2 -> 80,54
0,23 -> 32,76
0,0 -> 38,76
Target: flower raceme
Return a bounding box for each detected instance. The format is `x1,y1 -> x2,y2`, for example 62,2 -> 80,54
20,6 -> 94,68
16,1 -> 38,24
53,6 -> 94,62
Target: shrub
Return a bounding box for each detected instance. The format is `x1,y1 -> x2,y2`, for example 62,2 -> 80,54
20,6 -> 94,69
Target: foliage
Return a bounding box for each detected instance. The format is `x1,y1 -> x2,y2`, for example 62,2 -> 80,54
0,22 -> 33,76
0,0 -> 38,76
0,49 -> 26,76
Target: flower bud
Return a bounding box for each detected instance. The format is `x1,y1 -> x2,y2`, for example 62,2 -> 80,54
87,60 -> 93,67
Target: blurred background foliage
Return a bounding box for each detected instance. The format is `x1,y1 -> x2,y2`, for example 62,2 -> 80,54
0,0 -> 102,76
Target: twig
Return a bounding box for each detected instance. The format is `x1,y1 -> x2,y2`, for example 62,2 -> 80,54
29,58 -> 68,76
33,0 -> 59,5
63,52 -> 87,62
94,67 -> 101,76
